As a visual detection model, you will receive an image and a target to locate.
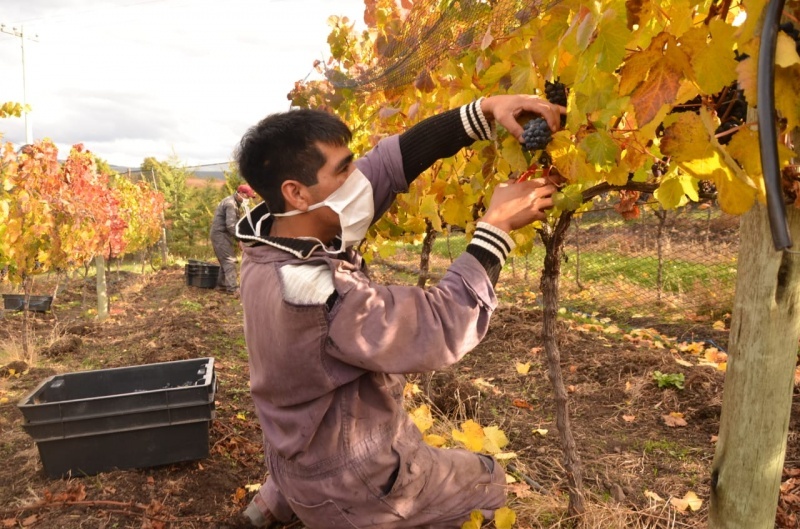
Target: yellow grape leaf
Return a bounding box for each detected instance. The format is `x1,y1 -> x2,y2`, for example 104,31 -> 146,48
494,506 -> 516,529
244,483 -> 261,492
472,378 -> 497,391
236,412 -> 246,420
419,195 -> 443,232
0,398 -> 8,404
603,324 -> 620,334
776,32 -> 800,68
424,434 -> 447,447
505,473 -> 517,484
410,404 -> 434,433
670,491 -> 703,512
678,342 -> 705,355
674,357 -> 693,367
660,112 -> 709,163
712,320 -> 726,330
654,173 -> 698,209
500,135 -> 528,173
440,197 -> 473,228
494,452 -> 518,460
663,412 -> 688,428
686,21 -> 738,95
710,166 -> 757,215
7,369 -> 15,376
403,382 -> 421,399
461,510 -> 484,529
516,362 -> 531,375
645,490 -> 665,503
483,426 -> 509,454
775,66 -> 800,132
622,415 -> 636,423
532,428 -> 548,436
453,420 -> 485,452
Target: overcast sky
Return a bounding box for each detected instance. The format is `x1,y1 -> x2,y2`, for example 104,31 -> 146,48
0,0 -> 365,169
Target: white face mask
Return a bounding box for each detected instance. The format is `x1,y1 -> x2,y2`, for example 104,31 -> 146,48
272,168 -> 374,253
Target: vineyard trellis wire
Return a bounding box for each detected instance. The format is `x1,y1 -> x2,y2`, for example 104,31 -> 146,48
379,201 -> 739,320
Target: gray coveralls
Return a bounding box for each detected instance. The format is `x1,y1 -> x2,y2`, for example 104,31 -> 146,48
210,194 -> 241,292
236,133 -> 506,529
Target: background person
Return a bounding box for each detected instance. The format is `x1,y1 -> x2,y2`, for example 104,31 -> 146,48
234,94 -> 564,528
210,184 -> 255,295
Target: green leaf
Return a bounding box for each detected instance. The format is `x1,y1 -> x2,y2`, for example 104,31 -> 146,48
580,130 -> 619,170
590,11 -> 630,72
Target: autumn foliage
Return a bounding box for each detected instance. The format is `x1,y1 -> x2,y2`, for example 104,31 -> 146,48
0,140 -> 165,284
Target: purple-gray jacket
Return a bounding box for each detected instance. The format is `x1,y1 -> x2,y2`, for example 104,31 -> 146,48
236,104 -> 509,528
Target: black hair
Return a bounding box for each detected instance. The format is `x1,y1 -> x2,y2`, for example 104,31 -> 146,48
235,108 -> 352,213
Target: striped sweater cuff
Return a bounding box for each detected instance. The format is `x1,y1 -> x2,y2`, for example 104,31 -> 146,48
460,98 -> 495,142
466,222 -> 515,285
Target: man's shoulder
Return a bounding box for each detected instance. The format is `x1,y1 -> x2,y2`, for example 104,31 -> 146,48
278,262 -> 335,305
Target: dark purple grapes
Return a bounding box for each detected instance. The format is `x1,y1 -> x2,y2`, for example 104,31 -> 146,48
544,80 -> 568,126
698,180 -> 717,196
715,119 -> 741,145
544,80 -> 568,107
651,159 -> 669,177
522,117 -> 552,151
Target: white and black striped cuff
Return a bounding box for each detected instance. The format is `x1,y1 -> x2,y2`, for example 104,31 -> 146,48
460,98 -> 495,142
472,222 -> 514,263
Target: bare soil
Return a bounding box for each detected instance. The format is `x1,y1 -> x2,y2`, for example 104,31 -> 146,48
0,266 -> 797,528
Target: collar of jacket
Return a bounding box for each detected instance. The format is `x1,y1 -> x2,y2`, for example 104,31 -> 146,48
235,201 -> 342,260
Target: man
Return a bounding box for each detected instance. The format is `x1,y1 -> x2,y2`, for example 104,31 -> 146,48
210,184 -> 256,295
233,94 -> 564,528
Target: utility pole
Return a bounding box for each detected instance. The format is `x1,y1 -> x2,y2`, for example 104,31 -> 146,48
0,24 -> 38,144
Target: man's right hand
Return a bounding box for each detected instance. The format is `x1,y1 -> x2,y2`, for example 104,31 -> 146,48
480,177 -> 558,234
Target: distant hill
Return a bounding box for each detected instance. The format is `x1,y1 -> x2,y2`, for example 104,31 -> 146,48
108,165 -> 226,180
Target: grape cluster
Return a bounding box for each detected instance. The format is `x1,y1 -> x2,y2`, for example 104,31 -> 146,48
698,180 -> 717,197
544,80 -> 568,127
521,117 -> 552,151
779,22 -> 800,55
651,159 -> 669,178
544,80 -> 568,107
714,82 -> 747,145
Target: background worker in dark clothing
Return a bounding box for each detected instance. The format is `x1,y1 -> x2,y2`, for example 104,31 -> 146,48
210,184 -> 256,294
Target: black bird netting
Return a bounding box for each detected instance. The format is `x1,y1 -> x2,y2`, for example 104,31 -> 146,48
328,0 -> 561,91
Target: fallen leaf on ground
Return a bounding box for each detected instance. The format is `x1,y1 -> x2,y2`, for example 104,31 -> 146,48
645,490 -> 665,502
622,415 -> 636,423
516,362 -> 531,375
512,398 -> 534,410
663,412 -> 688,427
532,428 -> 548,436
671,491 -> 703,512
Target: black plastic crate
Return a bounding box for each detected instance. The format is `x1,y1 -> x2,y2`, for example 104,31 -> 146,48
184,262 -> 220,289
17,358 -> 216,477
3,294 -> 53,312
34,421 -> 211,478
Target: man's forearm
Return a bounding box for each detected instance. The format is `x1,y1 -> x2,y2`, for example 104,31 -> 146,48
398,100 -> 493,183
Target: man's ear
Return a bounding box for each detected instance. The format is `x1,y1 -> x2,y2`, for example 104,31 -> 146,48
280,180 -> 311,212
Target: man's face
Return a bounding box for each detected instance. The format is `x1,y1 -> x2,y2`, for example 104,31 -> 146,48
304,142 -> 355,234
